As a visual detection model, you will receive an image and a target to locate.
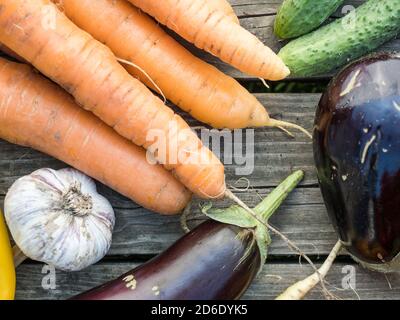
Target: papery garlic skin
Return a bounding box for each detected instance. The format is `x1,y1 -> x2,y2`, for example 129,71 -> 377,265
5,168 -> 115,272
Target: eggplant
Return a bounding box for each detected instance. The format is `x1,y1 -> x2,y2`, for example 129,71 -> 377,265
73,220 -> 259,300
314,52 -> 400,272
71,171 -> 304,300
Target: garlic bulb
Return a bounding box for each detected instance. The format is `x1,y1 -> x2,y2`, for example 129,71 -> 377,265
4,168 -> 115,272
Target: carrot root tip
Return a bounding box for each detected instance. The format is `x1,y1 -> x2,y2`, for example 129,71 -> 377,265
259,78 -> 270,89
276,240 -> 342,300
267,119 -> 312,139
277,126 -> 295,138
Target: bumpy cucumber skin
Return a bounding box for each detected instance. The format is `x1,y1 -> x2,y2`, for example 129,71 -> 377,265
274,0 -> 344,39
278,0 -> 400,77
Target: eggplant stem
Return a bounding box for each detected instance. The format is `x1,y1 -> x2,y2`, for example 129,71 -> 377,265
224,172 -> 333,299
254,170 -> 304,221
13,245 -> 27,267
276,240 -> 342,300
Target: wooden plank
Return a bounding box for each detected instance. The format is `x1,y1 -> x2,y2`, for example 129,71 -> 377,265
108,187 -> 337,256
229,0 -> 367,17
0,93 -> 319,195
3,0 -> 398,301
15,261 -> 400,300
1,186 -> 338,257
186,0 -> 400,80
0,92 -> 341,257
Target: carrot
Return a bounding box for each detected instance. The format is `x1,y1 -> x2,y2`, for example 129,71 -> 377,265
206,0 -> 239,24
127,0 -> 290,80
0,0 -> 226,199
0,57 -> 191,215
54,0 -> 309,135
276,241 -> 342,300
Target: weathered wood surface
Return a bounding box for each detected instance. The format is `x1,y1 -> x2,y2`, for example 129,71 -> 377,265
1,185 -> 337,257
230,0 -> 366,17
15,261 -> 400,300
1,0 -> 399,300
1,93 -> 337,257
0,93 -> 317,193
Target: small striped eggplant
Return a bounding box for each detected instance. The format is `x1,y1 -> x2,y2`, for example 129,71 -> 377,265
71,171 -> 304,300
314,52 -> 400,272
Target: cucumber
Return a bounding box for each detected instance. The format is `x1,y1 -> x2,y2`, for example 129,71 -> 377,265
278,0 -> 400,77
274,0 -> 344,39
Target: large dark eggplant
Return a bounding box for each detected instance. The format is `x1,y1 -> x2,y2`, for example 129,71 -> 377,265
314,52 -> 400,272
71,171 -> 304,300
74,220 -> 258,300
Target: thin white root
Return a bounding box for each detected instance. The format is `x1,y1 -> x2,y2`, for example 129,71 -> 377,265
349,282 -> 361,300
265,274 -> 283,282
224,189 -> 331,297
13,245 -> 27,268
268,119 -> 313,139
116,57 -> 167,103
259,78 -> 270,89
276,240 -> 342,300
198,185 -> 227,199
277,126 -> 295,138
384,274 -> 393,290
229,177 -> 251,192
180,201 -> 192,234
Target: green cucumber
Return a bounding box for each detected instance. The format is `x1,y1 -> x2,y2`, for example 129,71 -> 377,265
274,0 -> 345,39
278,0 -> 400,77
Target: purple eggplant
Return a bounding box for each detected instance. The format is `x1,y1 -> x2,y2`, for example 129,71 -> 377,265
74,220 -> 258,300
314,52 -> 400,272
71,171 -> 304,300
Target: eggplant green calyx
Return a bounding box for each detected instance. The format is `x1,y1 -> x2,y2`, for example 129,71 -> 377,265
202,170 -> 304,269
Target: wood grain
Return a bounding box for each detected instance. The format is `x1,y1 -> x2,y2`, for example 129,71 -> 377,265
0,93 -> 319,195
15,261 -> 400,300
1,176 -> 337,257
229,0 -> 367,17
2,0 -> 399,300
0,93 -> 335,257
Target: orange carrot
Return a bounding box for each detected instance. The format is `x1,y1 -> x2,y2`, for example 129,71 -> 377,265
0,57 -> 191,215
0,0 -> 226,199
276,241 -> 342,300
127,0 -> 290,80
206,0 -> 239,24
54,0 -> 308,135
